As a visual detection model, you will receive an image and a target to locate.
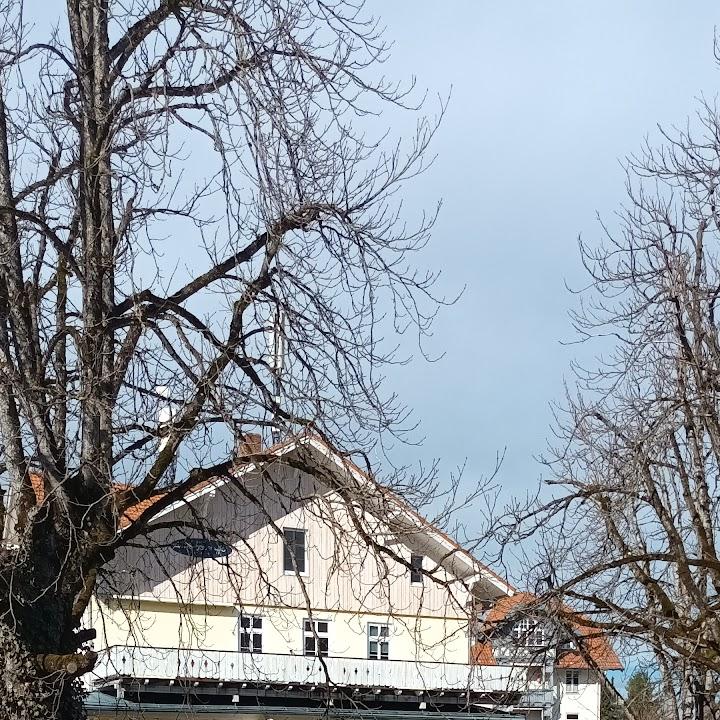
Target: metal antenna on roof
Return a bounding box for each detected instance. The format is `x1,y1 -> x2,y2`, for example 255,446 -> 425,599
156,385 -> 177,484
265,306 -> 286,444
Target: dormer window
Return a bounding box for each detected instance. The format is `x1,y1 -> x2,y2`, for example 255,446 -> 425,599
512,617 -> 546,647
410,554 -> 423,584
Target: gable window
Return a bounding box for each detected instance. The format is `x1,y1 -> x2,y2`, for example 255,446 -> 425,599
368,623 -> 390,660
304,619 -> 329,656
512,617 -> 545,647
239,615 -> 262,653
565,669 -> 580,694
283,528 -> 306,573
410,554 -> 424,584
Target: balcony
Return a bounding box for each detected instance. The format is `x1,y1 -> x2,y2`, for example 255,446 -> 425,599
516,689 -> 556,707
92,646 -> 531,695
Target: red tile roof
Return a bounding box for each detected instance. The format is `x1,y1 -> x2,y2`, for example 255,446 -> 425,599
28,471 -> 167,529
471,641 -> 496,665
29,472 -> 45,504
118,490 -> 168,527
472,592 -> 622,671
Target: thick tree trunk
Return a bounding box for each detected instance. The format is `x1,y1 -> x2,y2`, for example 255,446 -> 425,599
0,0 -> 445,714
0,515 -> 97,719
0,620 -> 87,720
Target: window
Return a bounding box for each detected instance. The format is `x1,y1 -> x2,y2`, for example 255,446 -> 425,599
567,715 -> 579,720
410,554 -> 423,584
283,528 -> 306,573
239,615 -> 262,653
565,669 -> 580,694
304,619 -> 329,656
512,617 -> 545,647
368,623 -> 390,660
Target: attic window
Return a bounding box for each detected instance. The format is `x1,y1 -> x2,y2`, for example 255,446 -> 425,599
410,554 -> 423,584
283,528 -> 306,573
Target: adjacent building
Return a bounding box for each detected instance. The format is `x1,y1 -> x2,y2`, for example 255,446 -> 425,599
472,593 -> 623,719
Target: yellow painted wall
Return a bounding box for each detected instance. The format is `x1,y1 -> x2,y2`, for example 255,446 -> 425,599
93,597 -> 469,664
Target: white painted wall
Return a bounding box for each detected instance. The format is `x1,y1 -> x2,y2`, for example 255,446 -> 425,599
557,668 -> 602,719
105,464 -> 479,613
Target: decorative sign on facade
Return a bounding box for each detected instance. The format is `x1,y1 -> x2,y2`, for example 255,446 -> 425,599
170,538 -> 233,558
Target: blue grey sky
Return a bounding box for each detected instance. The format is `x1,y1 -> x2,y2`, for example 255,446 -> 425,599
18,1 -> 720,511
367,1 -> 720,504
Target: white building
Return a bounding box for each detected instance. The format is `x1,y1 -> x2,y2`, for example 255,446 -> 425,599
84,434 -> 621,720
472,593 -> 623,720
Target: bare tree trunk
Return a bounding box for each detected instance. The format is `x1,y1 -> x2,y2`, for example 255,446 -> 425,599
0,0 -> 468,717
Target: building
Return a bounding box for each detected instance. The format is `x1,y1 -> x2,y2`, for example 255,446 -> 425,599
84,434 -> 621,719
472,594 -> 623,720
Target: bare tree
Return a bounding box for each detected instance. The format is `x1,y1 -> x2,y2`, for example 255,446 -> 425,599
0,1 -> 470,717
508,95 -> 720,719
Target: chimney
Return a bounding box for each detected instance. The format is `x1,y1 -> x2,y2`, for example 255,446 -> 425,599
233,431 -> 262,461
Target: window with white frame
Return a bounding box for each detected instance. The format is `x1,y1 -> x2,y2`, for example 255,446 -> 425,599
367,623 -> 390,660
565,669 -> 580,694
239,615 -> 262,653
283,528 -> 306,573
511,617 -> 546,647
410,554 -> 423,584
304,619 -> 329,656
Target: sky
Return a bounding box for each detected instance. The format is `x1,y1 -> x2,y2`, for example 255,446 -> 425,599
361,1 -> 720,514
15,1 -> 720,524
